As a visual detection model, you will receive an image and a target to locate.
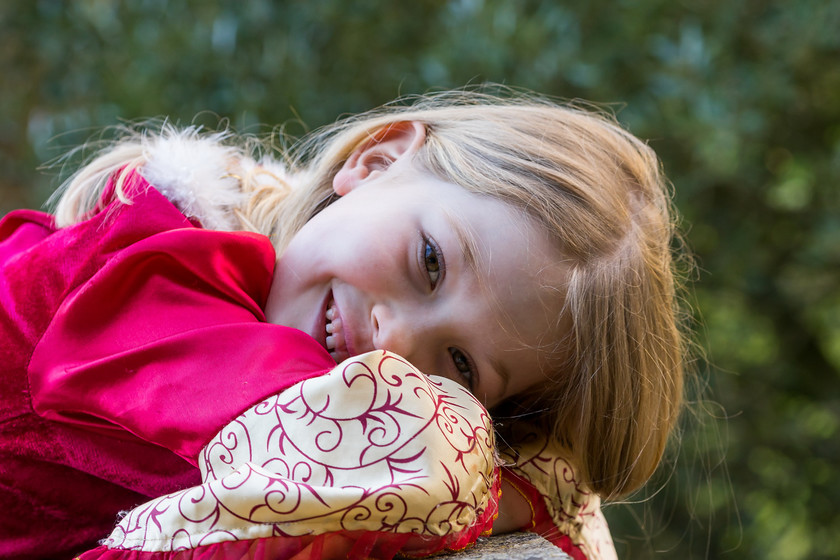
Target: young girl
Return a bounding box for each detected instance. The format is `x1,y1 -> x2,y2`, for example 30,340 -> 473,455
0,89 -> 686,559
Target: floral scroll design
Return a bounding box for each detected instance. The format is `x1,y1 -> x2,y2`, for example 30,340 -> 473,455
104,351 -> 495,552
498,424 -> 616,560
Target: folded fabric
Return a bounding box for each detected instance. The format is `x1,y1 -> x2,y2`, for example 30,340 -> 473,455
77,351 -> 499,560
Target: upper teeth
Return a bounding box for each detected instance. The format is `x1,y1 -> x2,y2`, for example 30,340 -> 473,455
325,300 -> 340,353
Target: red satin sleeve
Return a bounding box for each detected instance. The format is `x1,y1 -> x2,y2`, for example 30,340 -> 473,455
18,172 -> 335,463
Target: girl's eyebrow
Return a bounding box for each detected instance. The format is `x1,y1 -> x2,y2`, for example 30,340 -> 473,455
442,211 -> 478,273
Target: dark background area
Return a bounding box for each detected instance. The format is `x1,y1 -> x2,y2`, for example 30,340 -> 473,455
2,1 -> 838,558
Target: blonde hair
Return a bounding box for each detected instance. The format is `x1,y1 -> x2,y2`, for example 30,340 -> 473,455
55,88 -> 688,500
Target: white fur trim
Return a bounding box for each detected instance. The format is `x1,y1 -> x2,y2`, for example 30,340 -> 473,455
139,128 -> 248,231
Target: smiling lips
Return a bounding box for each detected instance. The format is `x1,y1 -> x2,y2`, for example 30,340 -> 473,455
325,296 -> 348,363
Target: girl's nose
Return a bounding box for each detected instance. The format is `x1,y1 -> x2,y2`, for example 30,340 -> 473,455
371,303 -> 431,368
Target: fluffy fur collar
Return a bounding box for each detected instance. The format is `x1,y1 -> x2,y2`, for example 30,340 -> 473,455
139,128 -> 292,232
139,129 -> 245,231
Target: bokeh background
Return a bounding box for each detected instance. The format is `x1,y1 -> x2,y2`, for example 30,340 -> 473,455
2,1 -> 838,558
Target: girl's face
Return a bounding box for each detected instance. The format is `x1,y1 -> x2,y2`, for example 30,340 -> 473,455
266,159 -> 566,409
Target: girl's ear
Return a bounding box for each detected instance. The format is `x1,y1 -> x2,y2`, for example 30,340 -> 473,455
332,121 -> 426,196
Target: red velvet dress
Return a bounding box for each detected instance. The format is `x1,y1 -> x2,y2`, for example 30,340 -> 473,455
0,172 -> 335,559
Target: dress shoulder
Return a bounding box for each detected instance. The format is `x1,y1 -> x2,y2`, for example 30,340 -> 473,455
22,171 -> 335,462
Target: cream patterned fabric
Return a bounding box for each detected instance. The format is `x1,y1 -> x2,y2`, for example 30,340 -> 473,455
499,425 -> 617,560
102,351 -> 496,552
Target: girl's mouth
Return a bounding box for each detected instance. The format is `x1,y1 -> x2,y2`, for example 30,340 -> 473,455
324,296 -> 348,363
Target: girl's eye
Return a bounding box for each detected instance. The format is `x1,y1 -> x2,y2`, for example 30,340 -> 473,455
449,347 -> 475,390
422,237 -> 444,289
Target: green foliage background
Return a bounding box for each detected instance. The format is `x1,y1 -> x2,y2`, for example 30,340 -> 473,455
2,1 -> 838,558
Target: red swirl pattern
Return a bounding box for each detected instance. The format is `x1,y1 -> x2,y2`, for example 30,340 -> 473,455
498,423 -> 617,560
100,351 -> 496,553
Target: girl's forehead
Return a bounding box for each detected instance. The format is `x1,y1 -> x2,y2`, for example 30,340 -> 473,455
443,194 -> 562,283
445,197 -> 568,340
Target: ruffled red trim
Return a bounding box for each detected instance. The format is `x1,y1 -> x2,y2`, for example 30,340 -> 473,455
500,468 -> 588,560
76,469 -> 500,560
